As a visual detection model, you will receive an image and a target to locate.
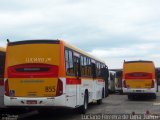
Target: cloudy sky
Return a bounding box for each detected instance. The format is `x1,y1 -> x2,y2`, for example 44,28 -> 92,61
0,0 -> 160,69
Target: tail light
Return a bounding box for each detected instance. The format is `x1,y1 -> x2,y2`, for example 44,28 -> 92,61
151,80 -> 154,88
125,72 -> 152,79
123,80 -> 127,88
56,79 -> 63,96
5,79 -> 9,96
8,63 -> 58,78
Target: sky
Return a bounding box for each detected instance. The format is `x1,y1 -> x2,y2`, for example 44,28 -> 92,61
0,0 -> 160,69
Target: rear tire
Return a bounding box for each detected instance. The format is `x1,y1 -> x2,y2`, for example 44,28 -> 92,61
152,93 -> 156,99
105,89 -> 109,97
79,91 -> 88,114
97,99 -> 102,105
128,94 -> 133,100
119,90 -> 123,95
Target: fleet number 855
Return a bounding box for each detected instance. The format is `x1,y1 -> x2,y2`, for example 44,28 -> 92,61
45,86 -> 56,92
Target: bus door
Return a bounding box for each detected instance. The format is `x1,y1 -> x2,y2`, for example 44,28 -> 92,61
73,52 -> 81,106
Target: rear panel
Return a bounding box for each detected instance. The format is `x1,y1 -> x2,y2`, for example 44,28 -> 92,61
6,41 -> 62,97
123,62 -> 155,89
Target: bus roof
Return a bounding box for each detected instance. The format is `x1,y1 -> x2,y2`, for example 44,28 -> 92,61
63,40 -> 105,64
7,39 -> 106,64
8,40 -> 60,46
124,60 -> 153,64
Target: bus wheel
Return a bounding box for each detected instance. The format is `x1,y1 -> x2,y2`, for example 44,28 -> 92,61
152,93 -> 156,99
119,90 -> 123,95
103,88 -> 105,98
105,89 -> 109,97
128,94 -> 133,100
79,91 -> 88,114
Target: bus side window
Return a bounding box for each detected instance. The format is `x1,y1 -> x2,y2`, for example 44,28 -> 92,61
65,49 -> 69,75
65,49 -> 74,76
74,56 -> 81,78
69,50 -> 74,75
84,57 -> 87,76
80,56 -> 85,76
88,58 -> 92,77
91,63 -> 96,78
96,62 -> 101,77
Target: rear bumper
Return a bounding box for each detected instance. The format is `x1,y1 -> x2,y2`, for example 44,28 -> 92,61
4,94 -> 68,107
123,87 -> 156,94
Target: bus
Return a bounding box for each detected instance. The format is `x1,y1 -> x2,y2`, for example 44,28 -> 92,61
4,40 -> 108,113
115,70 -> 123,94
0,47 -> 5,108
123,60 -> 157,99
108,71 -> 116,93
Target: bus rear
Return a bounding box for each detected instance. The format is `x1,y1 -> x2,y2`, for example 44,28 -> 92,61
4,40 -> 65,106
122,60 -> 157,99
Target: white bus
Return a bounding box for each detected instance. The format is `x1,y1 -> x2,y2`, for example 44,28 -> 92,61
108,71 -> 116,93
4,40 -> 109,113
115,70 -> 123,94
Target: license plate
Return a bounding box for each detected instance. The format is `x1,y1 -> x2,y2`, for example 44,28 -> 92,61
26,100 -> 37,104
136,90 -> 142,92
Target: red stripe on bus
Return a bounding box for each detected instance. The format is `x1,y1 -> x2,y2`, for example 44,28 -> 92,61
125,72 -> 153,79
66,78 -> 81,85
8,63 -> 58,78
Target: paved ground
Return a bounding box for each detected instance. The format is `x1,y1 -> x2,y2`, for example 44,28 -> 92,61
1,87 -> 160,120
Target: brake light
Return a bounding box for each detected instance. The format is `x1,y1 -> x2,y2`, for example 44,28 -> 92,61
5,79 -> 9,96
8,63 -> 58,78
151,80 -> 154,88
56,79 -> 63,96
125,72 -> 152,79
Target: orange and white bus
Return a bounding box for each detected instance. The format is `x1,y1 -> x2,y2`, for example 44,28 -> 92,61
4,40 -> 108,113
123,60 -> 157,99
0,47 -> 5,108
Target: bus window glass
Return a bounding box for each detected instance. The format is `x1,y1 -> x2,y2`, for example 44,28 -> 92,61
68,50 -> 74,75
65,49 -> 74,76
